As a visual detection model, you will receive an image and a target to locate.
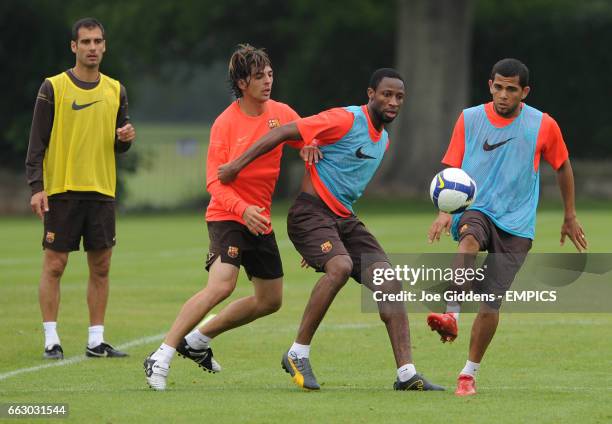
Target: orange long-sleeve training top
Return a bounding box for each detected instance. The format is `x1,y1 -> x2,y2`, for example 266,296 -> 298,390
205,100 -> 302,232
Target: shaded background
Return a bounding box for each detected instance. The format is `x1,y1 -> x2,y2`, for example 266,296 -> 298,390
1,0 -> 611,213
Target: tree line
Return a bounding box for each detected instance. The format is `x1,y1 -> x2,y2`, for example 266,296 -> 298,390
2,0 -> 610,195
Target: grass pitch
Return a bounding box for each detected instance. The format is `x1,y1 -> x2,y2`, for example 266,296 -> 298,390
1,201 -> 611,423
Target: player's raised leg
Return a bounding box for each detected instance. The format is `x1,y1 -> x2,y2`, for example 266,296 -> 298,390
144,257 -> 237,390
196,276 -> 282,338
179,276 -> 281,371
427,232 -> 480,343
178,226 -> 284,373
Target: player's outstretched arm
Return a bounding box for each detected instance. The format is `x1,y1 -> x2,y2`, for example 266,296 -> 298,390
218,123 -> 301,184
428,211 -> 452,243
556,159 -> 587,252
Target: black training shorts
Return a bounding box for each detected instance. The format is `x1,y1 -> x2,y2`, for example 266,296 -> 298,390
457,210 -> 532,309
287,193 -> 389,284
42,198 -> 115,252
205,220 -> 283,280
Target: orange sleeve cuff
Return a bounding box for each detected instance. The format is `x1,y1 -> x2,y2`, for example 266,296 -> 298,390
232,200 -> 249,219
296,108 -> 353,146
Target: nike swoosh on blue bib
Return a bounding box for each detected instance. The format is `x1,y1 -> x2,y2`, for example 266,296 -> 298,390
483,137 -> 516,151
355,146 -> 376,159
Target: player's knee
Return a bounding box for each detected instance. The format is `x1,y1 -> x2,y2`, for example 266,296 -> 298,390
378,302 -> 404,325
378,310 -> 392,325
479,303 -> 501,316
90,264 -> 110,281
459,235 -> 480,254
88,256 -> 111,280
45,256 -> 68,279
268,292 -> 283,313
259,294 -> 282,315
208,282 -> 236,303
325,256 -> 353,287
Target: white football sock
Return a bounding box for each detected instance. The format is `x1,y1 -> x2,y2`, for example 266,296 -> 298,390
289,342 -> 310,359
151,343 -> 176,364
460,360 -> 480,377
397,363 -> 417,382
185,329 -> 211,350
446,302 -> 461,323
88,325 -> 104,348
43,322 -> 60,349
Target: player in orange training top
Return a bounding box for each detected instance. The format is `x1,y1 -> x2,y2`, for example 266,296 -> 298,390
144,44 -> 313,390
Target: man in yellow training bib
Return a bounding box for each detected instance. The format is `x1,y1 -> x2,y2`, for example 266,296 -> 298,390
25,17 -> 136,360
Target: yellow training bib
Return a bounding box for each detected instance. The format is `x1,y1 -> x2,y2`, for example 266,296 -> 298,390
44,72 -> 120,197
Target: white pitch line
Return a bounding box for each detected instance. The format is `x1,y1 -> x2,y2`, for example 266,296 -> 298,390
0,333 -> 165,382
0,322 -> 377,382
2,330 -> 611,393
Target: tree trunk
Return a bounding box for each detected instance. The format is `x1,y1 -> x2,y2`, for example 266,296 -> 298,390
374,0 -> 472,195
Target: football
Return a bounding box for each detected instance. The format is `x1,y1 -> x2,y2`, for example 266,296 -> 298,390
429,168 -> 477,214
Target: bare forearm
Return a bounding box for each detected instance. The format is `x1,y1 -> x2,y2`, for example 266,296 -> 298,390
556,159 -> 576,218
556,159 -> 587,251
233,123 -> 301,170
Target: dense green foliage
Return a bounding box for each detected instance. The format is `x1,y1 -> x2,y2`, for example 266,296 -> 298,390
2,0 -> 610,173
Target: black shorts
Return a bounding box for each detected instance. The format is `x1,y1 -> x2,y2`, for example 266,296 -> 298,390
42,198 -> 116,252
205,221 -> 283,281
457,210 -> 532,309
287,192 -> 389,284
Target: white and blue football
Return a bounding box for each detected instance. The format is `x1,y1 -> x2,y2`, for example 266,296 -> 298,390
429,168 -> 477,214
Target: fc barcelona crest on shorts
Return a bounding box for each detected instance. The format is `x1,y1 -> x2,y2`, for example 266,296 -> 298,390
320,241 -> 333,254
227,246 -> 239,259
460,224 -> 469,234
268,118 -> 281,129
46,232 -> 55,244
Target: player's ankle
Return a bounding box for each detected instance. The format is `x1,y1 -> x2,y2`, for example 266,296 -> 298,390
151,343 -> 176,363
460,360 -> 480,378
289,342 -> 310,358
397,363 -> 417,382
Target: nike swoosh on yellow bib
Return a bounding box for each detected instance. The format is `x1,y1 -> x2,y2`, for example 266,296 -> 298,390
72,100 -> 102,110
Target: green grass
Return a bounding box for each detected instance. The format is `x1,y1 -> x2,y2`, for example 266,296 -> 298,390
1,203 -> 611,423
123,123 -> 210,209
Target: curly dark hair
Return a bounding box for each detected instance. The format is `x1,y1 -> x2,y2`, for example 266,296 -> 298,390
228,44 -> 271,98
